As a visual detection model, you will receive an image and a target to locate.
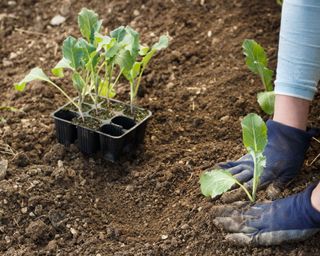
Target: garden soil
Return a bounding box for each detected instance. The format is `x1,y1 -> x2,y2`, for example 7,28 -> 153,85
1,0 -> 320,255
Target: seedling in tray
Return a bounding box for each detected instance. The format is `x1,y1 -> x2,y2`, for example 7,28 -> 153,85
200,113 -> 268,202
14,8 -> 169,161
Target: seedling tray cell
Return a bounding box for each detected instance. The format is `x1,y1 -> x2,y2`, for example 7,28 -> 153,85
51,96 -> 152,162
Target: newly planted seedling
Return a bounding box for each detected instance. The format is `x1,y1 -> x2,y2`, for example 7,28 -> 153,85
242,39 -> 275,115
200,113 -> 267,202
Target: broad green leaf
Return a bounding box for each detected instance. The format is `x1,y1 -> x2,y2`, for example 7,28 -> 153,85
257,91 -> 275,115
14,67 -> 50,91
94,32 -> 112,50
242,39 -> 273,91
122,69 -> 133,84
52,58 -> 74,77
106,41 -> 122,59
77,38 -> 98,69
141,49 -> 156,69
78,8 -> 102,43
110,26 -> 126,41
152,35 -> 169,51
114,49 -> 135,71
98,80 -> 116,98
131,62 -> 141,80
119,26 -> 139,59
256,63 -> 273,92
62,36 -> 83,69
139,45 -> 150,56
72,73 -> 85,92
242,39 -> 268,71
241,113 -> 267,153
200,170 -> 237,198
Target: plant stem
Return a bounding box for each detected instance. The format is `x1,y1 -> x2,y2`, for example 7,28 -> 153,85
130,82 -> 135,115
47,80 -> 82,116
252,152 -> 258,202
234,179 -> 254,202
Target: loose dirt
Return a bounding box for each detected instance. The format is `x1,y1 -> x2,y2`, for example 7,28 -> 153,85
1,0 -> 320,255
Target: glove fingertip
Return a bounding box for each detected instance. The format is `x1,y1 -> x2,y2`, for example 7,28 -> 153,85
225,233 -> 253,245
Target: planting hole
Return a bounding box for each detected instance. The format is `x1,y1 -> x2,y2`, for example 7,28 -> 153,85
111,116 -> 136,130
54,109 -> 78,121
100,124 -> 124,137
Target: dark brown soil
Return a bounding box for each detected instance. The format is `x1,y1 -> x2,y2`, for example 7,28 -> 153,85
66,103 -> 92,113
89,108 -> 115,121
100,100 -> 125,112
123,107 -> 150,122
1,0 -> 320,255
73,116 -> 102,130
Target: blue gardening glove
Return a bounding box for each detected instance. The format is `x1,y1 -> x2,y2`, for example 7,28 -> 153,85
212,183 -> 320,246
217,120 -> 319,202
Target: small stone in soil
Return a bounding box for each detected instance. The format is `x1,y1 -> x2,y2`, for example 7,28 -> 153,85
50,15 -> 66,26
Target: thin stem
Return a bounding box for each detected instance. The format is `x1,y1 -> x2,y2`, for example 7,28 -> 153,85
252,152 -> 258,202
130,82 -> 135,115
233,179 -> 254,202
47,80 -> 80,111
113,68 -> 123,87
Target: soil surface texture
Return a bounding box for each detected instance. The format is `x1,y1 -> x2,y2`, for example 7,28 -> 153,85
1,0 -> 320,255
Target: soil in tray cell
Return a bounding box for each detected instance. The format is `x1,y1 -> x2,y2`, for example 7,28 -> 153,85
123,106 -> 149,122
72,116 -> 102,130
65,103 -> 92,113
89,108 -> 115,120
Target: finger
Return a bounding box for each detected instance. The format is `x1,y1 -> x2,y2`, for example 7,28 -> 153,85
217,161 -> 239,169
220,187 -> 248,204
209,201 -> 250,218
228,165 -> 248,175
225,233 -> 253,245
213,217 -> 257,233
233,169 -> 253,183
253,229 -> 319,246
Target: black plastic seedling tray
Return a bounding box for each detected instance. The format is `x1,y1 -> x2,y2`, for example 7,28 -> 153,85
51,97 -> 152,162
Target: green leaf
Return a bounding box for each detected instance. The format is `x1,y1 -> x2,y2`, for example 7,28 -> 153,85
257,91 -> 275,115
106,41 -> 121,59
141,49 -> 156,69
78,8 -> 102,43
76,38 -> 98,69
110,26 -> 126,41
52,58 -> 74,77
131,62 -> 141,80
94,32 -> 112,50
242,39 -> 273,91
14,67 -> 50,91
114,49 -> 135,71
139,45 -> 150,56
241,113 -> 267,153
152,35 -> 169,51
122,26 -> 140,58
62,36 -> 83,69
200,170 -> 237,198
72,73 -> 85,92
98,80 -> 116,98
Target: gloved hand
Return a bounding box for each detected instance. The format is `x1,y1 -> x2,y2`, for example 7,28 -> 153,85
212,183 -> 320,246
217,120 -> 318,202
